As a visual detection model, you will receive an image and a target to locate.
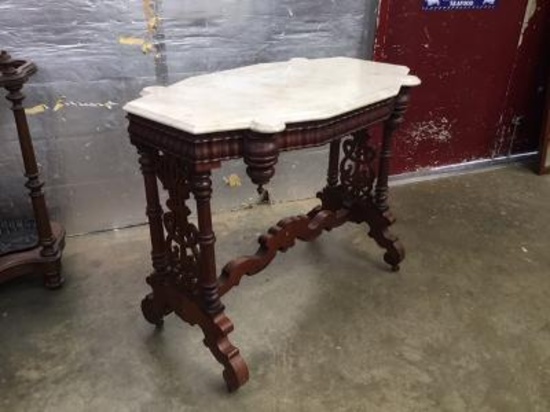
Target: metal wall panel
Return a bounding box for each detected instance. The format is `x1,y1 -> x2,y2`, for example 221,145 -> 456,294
0,0 -> 378,234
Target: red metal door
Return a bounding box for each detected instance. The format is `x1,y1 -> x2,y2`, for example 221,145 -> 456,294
374,0 -> 550,173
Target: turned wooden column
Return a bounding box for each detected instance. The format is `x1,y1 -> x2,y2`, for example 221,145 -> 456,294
327,140 -> 341,188
191,171 -> 224,315
137,147 -> 169,283
5,85 -> 57,258
375,87 -> 411,211
137,147 -> 173,325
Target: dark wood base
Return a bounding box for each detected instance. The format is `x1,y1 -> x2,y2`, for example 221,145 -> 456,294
218,196 -> 403,296
0,222 -> 66,289
138,185 -> 403,392
142,284 -> 249,392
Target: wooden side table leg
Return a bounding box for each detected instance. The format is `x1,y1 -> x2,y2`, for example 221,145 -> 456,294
191,171 -> 249,392
327,139 -> 341,189
312,139 -> 344,217
138,147 -> 172,326
375,88 -> 411,212
332,92 -> 411,271
367,87 -> 411,270
135,148 -> 248,391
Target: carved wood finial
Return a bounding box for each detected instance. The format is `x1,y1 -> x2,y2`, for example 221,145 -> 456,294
0,50 -> 37,88
243,131 -> 279,194
0,50 -> 15,75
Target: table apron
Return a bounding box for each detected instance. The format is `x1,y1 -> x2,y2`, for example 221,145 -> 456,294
127,100 -> 394,167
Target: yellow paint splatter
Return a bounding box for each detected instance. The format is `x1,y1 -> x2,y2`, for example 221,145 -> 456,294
118,36 -> 145,47
147,15 -> 160,33
53,97 -> 66,112
143,0 -> 159,33
119,1 -> 160,56
141,41 -> 155,54
223,174 -> 242,188
118,36 -> 154,55
25,104 -> 48,115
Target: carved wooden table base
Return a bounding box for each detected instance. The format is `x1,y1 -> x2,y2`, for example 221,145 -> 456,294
128,85 -> 412,392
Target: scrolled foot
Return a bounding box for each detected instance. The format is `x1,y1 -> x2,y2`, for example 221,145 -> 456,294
380,229 -> 405,271
370,227 -> 405,272
221,348 -> 250,392
170,294 -> 250,391
353,201 -> 406,272
141,293 -> 168,327
201,313 -> 250,392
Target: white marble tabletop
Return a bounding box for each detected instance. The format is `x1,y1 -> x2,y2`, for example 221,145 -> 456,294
124,57 -> 420,135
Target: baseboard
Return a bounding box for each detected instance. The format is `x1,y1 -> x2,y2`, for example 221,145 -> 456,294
390,151 -> 538,185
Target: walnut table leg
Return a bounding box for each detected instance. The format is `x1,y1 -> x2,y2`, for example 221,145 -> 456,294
191,170 -> 249,392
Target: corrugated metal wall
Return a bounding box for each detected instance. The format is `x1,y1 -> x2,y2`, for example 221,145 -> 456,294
0,0 -> 378,234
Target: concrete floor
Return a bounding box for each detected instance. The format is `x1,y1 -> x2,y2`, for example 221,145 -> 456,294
1,165 -> 550,411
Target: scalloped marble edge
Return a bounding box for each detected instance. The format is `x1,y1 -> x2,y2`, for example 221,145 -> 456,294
124,57 -> 421,135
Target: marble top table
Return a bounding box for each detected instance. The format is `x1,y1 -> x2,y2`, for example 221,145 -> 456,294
124,57 -> 420,134
125,57 -> 420,392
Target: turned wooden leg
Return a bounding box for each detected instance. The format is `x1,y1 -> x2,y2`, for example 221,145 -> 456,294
327,139 -> 341,188
312,139 -> 344,217
368,87 -> 411,270
375,87 -> 411,212
335,125 -> 408,271
191,170 -> 249,392
135,149 -> 249,391
138,147 -> 171,326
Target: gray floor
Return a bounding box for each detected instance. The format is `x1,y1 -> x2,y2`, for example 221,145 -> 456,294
1,165 -> 550,412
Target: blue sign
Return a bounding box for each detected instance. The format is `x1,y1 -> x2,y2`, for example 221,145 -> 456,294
423,0 -> 498,10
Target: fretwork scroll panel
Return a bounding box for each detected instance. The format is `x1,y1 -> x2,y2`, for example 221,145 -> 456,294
155,153 -> 201,296
315,128 -> 405,271
318,130 -> 378,211
339,131 -> 378,202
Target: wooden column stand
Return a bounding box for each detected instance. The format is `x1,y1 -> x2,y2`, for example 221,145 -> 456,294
0,50 -> 65,288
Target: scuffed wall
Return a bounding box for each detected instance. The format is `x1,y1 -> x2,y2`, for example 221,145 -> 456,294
0,0 -> 378,234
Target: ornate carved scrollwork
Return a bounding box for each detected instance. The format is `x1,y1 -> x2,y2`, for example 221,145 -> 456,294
219,207 -> 350,296
339,131 -> 377,201
156,153 -> 200,295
